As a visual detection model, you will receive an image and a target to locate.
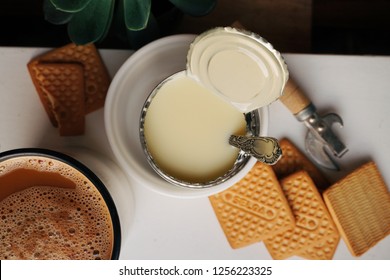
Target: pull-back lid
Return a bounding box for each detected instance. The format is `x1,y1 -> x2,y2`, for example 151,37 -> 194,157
187,27 -> 289,113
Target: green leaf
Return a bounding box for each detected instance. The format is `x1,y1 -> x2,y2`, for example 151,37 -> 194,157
126,13 -> 160,49
50,0 -> 92,12
68,0 -> 115,45
123,0 -> 151,31
43,0 -> 73,25
169,0 -> 216,16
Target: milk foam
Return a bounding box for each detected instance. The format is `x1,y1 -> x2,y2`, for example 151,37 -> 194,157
0,156 -> 113,260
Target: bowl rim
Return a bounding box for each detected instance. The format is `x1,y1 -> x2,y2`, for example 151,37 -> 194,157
104,34 -> 269,198
0,148 -> 121,260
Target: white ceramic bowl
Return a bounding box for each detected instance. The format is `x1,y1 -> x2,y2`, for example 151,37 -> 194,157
104,35 -> 269,198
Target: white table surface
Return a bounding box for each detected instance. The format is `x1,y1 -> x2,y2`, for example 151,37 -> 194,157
0,46 -> 389,260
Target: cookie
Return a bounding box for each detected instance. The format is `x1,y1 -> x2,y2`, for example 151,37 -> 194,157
27,59 -> 58,126
35,43 -> 110,114
32,63 -> 85,136
323,161 -> 390,256
272,138 -> 329,191
264,170 -> 340,259
209,162 -> 295,249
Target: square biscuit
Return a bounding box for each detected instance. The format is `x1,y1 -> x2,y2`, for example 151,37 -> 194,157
33,63 -> 85,136
209,162 -> 295,249
272,138 -> 329,191
323,161 -> 390,256
27,59 -> 58,126
264,170 -> 340,259
34,43 -> 110,114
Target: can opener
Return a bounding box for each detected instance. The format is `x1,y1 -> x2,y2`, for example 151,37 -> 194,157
279,77 -> 348,170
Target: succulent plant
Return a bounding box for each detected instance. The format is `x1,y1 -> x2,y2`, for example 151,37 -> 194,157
43,0 -> 217,47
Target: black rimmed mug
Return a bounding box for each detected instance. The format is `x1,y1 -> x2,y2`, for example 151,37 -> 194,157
0,148 -> 121,260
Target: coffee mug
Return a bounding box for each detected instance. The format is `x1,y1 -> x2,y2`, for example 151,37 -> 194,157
0,148 -> 121,260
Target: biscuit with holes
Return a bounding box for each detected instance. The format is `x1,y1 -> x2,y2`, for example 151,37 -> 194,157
272,138 -> 329,191
264,170 -> 340,259
323,161 -> 390,256
209,162 -> 295,249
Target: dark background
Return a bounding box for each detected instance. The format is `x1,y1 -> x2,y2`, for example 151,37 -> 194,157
1,0 -> 390,55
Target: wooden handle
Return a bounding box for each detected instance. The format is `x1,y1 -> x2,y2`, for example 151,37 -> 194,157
279,78 -> 311,115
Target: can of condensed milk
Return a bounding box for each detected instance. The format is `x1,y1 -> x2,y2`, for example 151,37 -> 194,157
140,27 -> 289,189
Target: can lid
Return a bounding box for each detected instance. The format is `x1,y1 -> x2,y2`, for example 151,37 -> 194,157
187,27 -> 289,113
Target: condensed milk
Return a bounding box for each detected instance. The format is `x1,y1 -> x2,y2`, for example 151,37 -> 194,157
140,27 -> 288,188
143,73 -> 246,183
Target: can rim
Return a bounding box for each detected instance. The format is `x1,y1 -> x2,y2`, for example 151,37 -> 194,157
186,26 -> 289,113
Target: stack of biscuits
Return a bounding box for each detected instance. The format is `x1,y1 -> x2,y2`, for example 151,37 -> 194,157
209,138 -> 390,259
27,43 -> 110,136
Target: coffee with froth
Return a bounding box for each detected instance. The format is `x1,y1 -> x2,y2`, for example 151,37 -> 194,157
0,149 -> 120,260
